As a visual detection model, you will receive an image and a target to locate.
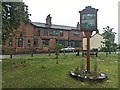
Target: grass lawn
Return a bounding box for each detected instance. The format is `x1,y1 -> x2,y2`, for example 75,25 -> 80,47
2,53 -> 118,88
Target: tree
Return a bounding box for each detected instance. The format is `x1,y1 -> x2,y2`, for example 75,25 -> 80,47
2,2 -> 31,43
101,26 -> 116,54
55,43 -> 62,64
117,44 -> 120,50
111,43 -> 117,53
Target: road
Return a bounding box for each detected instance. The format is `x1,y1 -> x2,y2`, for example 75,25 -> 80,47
0,52 -> 78,59
0,51 -> 119,59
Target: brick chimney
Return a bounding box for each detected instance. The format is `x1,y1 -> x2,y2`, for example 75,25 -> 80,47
46,14 -> 52,26
76,22 -> 80,30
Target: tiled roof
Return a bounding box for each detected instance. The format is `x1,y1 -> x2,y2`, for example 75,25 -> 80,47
31,22 -> 76,30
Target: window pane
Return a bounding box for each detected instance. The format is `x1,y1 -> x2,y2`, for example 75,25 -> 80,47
57,40 -> 68,47
44,30 -> 49,36
50,30 -> 58,36
18,38 -> 23,47
34,38 -> 38,47
74,31 -> 80,37
60,31 -> 63,36
42,39 -> 49,46
74,41 -> 80,47
27,40 -> 31,47
69,40 -> 81,47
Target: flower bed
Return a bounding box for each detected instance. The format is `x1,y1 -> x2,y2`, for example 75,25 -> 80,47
70,70 -> 108,82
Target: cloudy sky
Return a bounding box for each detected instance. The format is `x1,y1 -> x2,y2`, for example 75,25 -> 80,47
23,0 -> 119,43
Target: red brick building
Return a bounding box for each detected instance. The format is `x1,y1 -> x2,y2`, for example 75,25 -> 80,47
4,14 -> 83,54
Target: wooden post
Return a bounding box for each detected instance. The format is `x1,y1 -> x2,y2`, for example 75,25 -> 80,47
87,36 -> 90,72
85,32 -> 91,72
48,49 -> 50,56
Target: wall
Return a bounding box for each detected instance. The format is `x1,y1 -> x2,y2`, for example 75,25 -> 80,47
3,23 -> 83,54
83,34 -> 104,50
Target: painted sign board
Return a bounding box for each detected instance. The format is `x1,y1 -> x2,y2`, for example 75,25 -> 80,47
79,6 -> 98,32
81,14 -> 96,29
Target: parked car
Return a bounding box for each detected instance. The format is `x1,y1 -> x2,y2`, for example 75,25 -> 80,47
60,46 -> 75,52
82,48 -> 98,57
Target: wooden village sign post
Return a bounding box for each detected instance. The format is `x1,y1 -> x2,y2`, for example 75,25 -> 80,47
70,6 -> 107,82
79,6 -> 98,72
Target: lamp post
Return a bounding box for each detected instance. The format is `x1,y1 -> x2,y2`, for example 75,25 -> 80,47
79,6 -> 98,72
